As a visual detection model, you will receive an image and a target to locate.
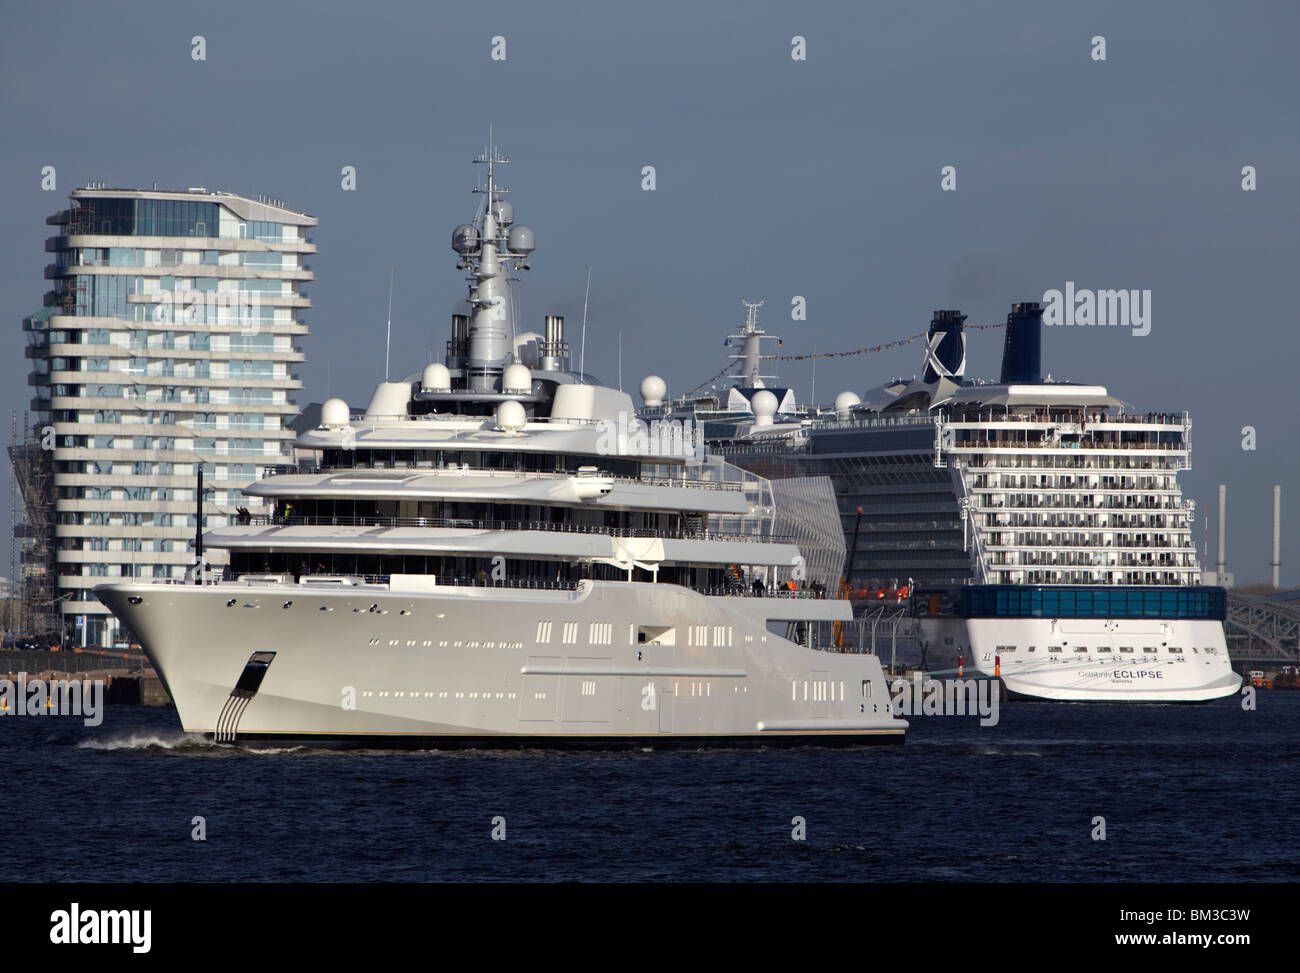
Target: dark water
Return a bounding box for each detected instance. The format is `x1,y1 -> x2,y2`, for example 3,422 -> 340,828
2,694 -> 1296,882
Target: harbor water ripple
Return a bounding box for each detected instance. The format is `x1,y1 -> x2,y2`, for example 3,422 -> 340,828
2,694 -> 1296,882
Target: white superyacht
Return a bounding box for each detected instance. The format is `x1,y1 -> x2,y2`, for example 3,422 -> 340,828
94,147 -> 906,746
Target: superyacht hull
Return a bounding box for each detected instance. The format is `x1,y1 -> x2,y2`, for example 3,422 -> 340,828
904,617 -> 1241,702
95,579 -> 906,746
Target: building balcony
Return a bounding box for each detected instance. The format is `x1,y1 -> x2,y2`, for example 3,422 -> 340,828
48,343 -> 306,363
48,233 -> 317,255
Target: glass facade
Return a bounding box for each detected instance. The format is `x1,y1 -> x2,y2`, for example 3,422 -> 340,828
960,585 -> 1226,620
74,197 -> 222,237
19,189 -> 315,648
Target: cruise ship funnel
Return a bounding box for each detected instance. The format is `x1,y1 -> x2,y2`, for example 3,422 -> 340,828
1000,301 -> 1043,384
923,309 -> 967,382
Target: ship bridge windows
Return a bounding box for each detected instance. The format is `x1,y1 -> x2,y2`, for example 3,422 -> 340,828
319,447 -> 642,478
257,496 -> 683,538
229,550 -> 743,595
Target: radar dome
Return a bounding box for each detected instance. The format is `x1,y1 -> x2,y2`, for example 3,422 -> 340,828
321,398 -> 350,429
834,390 -> 861,417
751,389 -> 778,426
421,362 -> 451,393
452,224 -> 479,255
506,224 -> 535,255
502,363 -> 532,394
491,200 -> 514,226
639,375 -> 667,407
495,399 -> 526,432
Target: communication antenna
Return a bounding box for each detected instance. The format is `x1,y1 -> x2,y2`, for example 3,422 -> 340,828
385,269 -> 395,382
580,266 -> 591,379
618,329 -> 623,391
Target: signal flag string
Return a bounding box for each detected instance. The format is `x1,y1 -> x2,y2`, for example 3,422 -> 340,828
685,321 -> 1006,395
776,321 -> 1006,362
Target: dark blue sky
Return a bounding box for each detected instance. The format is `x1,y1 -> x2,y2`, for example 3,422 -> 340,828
3,0 -> 1297,583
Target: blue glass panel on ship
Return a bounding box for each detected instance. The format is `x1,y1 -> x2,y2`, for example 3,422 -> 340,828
959,585 -> 1226,620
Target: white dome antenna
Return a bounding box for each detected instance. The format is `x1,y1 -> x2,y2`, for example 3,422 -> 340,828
751,389 -> 778,426
834,390 -> 861,418
502,363 -> 532,395
495,399 -> 526,432
640,375 -> 667,407
321,398 -> 350,430
421,363 -> 451,393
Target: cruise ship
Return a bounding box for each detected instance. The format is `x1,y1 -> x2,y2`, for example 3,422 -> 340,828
92,147 -> 906,746
649,302 -> 1239,702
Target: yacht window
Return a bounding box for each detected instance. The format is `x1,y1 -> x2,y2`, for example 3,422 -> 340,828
1048,645 -> 1063,653
1119,646 -> 1134,653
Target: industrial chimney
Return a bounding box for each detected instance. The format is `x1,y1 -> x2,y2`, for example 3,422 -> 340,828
1272,485 -> 1281,588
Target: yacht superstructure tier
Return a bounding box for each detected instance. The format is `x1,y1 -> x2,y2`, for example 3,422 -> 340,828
94,147 -> 906,746
674,301 -> 1239,702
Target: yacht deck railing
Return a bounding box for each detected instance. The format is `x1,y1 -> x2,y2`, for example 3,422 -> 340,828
235,514 -> 788,543
259,465 -> 744,492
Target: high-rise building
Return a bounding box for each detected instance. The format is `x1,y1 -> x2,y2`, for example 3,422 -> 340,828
16,186 -> 315,648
